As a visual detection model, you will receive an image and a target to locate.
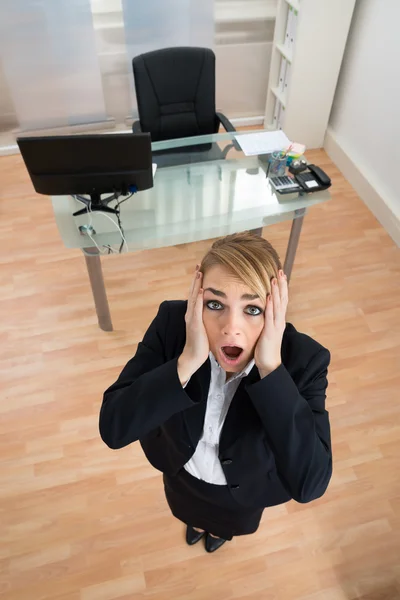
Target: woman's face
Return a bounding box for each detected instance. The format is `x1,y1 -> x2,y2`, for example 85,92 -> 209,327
202,265 -> 266,377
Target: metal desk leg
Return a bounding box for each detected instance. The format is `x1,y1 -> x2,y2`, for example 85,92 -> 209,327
83,247 -> 113,332
284,208 -> 306,283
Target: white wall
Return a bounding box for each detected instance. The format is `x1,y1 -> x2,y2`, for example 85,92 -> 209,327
215,0 -> 277,119
216,43 -> 272,120
327,0 -> 400,243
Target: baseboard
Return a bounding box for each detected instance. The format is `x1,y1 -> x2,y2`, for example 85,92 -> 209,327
324,127 -> 400,247
0,144 -> 18,156
230,116 -> 264,127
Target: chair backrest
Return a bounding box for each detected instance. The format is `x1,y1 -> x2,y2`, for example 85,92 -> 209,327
132,47 -> 218,142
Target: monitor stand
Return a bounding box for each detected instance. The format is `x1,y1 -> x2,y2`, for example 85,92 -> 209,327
73,192 -> 119,217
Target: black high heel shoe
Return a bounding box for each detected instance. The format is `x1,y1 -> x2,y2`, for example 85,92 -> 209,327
205,533 -> 227,553
186,525 -> 205,546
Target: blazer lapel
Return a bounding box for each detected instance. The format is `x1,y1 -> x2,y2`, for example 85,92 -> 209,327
182,357 -> 211,449
219,365 -> 261,451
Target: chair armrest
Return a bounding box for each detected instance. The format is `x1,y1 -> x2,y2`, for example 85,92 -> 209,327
216,112 -> 236,133
132,120 -> 142,134
216,112 -> 241,151
221,143 -> 235,159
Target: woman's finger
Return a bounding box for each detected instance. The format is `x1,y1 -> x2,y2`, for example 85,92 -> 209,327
186,268 -> 200,320
188,265 -> 199,299
271,277 -> 280,320
193,274 -> 204,324
190,272 -> 202,312
278,271 -> 289,306
190,268 -> 202,303
265,292 -> 274,330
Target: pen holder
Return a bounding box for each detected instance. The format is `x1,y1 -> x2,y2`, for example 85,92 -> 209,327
268,152 -> 287,177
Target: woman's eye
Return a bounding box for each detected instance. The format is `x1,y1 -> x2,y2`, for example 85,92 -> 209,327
245,306 -> 263,316
206,301 -> 262,316
206,300 -> 223,310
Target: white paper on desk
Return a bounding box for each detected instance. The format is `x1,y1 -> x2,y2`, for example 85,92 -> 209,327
235,131 -> 291,156
152,163 -> 157,178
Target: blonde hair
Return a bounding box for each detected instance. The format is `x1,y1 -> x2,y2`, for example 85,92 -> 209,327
200,231 -> 282,301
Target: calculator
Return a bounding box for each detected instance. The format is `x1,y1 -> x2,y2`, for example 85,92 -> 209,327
269,175 -> 301,194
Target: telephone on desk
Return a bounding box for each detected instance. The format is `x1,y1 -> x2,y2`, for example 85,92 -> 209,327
269,164 -> 331,195
294,164 -> 331,192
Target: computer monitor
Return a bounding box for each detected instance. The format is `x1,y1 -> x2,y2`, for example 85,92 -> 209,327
17,133 -> 153,216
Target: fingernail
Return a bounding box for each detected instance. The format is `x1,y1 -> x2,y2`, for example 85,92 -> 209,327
272,279 -> 277,286
279,270 -> 283,277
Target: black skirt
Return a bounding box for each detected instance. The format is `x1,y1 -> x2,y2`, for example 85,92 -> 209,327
163,468 -> 265,541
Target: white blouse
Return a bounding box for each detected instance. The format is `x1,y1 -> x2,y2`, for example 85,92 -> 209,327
183,351 -> 255,485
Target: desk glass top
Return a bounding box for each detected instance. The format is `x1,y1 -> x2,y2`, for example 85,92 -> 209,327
51,130 -> 331,253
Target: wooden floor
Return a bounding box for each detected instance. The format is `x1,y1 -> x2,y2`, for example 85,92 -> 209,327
0,146 -> 399,600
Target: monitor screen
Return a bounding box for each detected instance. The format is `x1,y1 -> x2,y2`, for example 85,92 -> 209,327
17,133 -> 153,197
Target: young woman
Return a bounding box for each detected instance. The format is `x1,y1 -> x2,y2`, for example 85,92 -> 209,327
99,232 -> 332,553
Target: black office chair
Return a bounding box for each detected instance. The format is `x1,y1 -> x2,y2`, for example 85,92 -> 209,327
131,47 -> 237,166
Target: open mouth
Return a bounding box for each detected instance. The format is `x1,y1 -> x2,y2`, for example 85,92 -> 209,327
220,345 -> 244,365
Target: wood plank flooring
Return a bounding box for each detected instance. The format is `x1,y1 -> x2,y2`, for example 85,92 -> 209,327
0,147 -> 399,600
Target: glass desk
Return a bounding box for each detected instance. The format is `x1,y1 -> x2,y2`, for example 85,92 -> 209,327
51,131 -> 331,331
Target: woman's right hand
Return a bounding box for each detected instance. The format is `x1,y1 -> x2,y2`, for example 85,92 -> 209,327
177,265 -> 209,385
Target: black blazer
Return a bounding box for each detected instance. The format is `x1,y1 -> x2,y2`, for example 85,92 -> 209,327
99,300 -> 332,509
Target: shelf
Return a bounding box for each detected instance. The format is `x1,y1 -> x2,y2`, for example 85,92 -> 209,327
276,42 -> 293,64
266,0 -> 357,149
284,0 -> 300,11
271,86 -> 286,107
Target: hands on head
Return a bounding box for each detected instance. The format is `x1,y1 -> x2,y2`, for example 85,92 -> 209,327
177,265 -> 209,386
177,265 -> 289,386
254,269 -> 288,378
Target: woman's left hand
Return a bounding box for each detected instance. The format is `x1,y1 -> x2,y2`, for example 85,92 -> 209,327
254,269 -> 289,378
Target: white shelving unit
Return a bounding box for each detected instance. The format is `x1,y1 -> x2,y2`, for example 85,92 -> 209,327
264,0 -> 356,149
